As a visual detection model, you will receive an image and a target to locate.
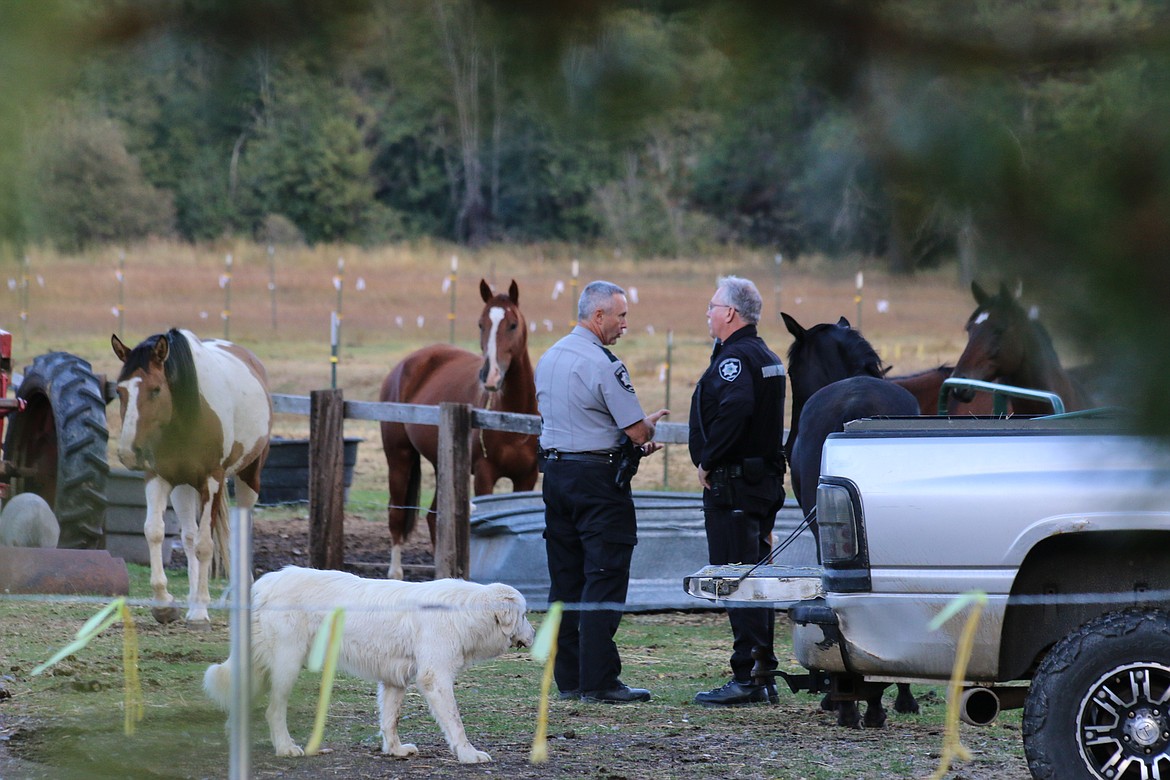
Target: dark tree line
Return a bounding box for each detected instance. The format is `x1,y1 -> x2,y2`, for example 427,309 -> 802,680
5,1 -> 1170,290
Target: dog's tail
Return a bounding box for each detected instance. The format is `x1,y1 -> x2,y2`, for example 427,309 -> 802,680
203,660 -> 233,710
205,650 -> 269,710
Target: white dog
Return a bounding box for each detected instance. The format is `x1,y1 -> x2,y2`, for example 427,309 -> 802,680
0,493 -> 60,548
204,566 -> 535,763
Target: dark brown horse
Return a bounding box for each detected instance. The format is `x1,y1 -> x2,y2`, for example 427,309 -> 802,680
781,313 -> 919,728
950,282 -> 1092,414
379,279 -> 538,579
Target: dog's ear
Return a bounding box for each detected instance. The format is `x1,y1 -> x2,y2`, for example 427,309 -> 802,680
490,585 -> 521,628
488,584 -> 530,644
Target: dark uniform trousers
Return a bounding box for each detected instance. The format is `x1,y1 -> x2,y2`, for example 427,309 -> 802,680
542,459 -> 637,693
704,470 -> 784,681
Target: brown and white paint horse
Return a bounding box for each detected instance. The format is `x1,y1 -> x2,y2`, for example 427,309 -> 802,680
379,279 -> 538,579
112,328 -> 271,625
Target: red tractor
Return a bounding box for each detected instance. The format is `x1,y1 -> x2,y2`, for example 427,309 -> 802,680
1,329 -> 110,549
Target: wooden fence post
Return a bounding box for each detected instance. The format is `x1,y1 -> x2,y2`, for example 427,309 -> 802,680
309,388 -> 345,570
435,401 -> 471,579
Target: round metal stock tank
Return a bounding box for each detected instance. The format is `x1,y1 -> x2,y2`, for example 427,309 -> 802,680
469,492 -> 814,611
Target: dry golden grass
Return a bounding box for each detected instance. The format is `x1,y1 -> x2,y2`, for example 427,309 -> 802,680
5,239 -> 986,498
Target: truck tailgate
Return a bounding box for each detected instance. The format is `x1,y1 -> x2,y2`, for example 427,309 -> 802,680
684,564 -> 823,606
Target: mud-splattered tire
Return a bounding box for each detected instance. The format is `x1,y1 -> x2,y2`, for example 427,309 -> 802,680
3,352 -> 109,549
1023,608 -> 1170,780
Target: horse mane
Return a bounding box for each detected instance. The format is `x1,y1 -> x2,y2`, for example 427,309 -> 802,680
786,320 -> 886,380
163,329 -> 200,416
116,328 -> 200,427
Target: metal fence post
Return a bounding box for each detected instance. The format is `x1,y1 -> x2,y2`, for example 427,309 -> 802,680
229,505 -> 253,780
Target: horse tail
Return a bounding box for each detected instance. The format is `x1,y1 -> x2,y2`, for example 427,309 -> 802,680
403,448 -> 422,538
211,485 -> 230,579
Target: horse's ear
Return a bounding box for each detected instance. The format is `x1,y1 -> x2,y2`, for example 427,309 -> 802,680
971,281 -> 990,306
151,335 -> 170,365
836,316 -> 852,329
480,278 -> 493,303
508,279 -> 519,305
781,312 -> 804,339
111,334 -> 129,363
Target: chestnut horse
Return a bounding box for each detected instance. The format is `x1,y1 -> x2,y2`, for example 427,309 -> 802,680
890,365 -> 992,415
112,328 -> 271,626
950,282 -> 1093,414
379,279 -> 538,579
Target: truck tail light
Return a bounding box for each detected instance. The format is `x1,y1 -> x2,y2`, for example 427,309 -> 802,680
817,482 -> 859,562
817,479 -> 871,592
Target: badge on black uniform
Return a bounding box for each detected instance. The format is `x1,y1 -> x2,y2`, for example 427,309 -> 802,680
718,358 -> 742,381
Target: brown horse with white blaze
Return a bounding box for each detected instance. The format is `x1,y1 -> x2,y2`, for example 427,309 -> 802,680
379,279 -> 538,579
112,328 -> 271,626
950,282 -> 1093,414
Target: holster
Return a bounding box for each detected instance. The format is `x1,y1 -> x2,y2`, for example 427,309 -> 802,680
614,436 -> 644,490
706,467 -> 735,508
708,458 -> 783,512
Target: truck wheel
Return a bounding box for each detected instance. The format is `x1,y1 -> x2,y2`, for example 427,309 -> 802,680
3,352 -> 109,549
1023,608 -> 1170,780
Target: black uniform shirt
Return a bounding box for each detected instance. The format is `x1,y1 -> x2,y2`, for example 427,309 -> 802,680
688,324 -> 786,472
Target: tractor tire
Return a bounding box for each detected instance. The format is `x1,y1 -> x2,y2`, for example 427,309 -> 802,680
3,352 -> 109,549
1023,608 -> 1170,780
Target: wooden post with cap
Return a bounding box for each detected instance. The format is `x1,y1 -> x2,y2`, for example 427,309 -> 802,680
435,401 -> 472,579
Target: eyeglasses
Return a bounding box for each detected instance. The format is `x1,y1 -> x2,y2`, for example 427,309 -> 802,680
707,302 -> 734,313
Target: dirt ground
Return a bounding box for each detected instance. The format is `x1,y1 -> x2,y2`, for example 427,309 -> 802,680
0,515 -> 1034,779
249,510 -> 430,580
1,250 -> 1044,777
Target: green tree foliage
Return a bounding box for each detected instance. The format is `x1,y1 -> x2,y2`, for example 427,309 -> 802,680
21,108 -> 175,251
4,1 -> 1169,277
237,54 -> 383,244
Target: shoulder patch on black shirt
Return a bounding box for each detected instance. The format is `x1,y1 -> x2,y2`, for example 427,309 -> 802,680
718,358 -> 742,382
615,365 -> 636,393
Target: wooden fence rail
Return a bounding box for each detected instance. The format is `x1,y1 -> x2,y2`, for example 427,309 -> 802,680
271,392 -> 690,577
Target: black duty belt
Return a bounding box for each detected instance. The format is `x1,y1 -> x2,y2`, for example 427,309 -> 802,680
540,448 -> 619,464
712,463 -> 782,478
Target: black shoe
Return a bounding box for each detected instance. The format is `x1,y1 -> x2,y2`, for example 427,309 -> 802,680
557,689 -> 581,701
580,684 -> 651,704
694,678 -> 777,707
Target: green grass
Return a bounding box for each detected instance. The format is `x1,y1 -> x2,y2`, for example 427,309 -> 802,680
0,568 -> 1030,779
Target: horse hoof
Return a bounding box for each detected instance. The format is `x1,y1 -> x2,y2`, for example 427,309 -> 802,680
862,708 -> 888,729
835,702 -> 862,729
151,606 -> 182,624
894,698 -> 920,715
186,619 -> 213,632
893,687 -> 920,714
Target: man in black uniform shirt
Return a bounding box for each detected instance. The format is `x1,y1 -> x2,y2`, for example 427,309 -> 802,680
690,275 -> 787,706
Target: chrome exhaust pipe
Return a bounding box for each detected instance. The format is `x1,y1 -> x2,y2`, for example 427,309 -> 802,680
959,686 -> 1028,726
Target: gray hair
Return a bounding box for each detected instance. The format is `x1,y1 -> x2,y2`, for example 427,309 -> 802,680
718,275 -> 762,324
578,280 -> 626,320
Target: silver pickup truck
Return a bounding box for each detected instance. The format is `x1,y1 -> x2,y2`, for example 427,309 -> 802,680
685,408 -> 1170,780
